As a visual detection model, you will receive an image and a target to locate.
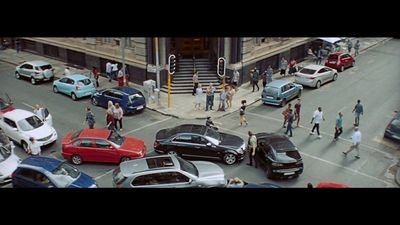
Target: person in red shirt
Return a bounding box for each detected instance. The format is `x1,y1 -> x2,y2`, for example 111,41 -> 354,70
92,66 -> 99,88
288,59 -> 297,76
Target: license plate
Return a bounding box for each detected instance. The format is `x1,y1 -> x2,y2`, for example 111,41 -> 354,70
266,96 -> 273,99
330,61 -> 336,64
137,105 -> 143,110
284,172 -> 295,176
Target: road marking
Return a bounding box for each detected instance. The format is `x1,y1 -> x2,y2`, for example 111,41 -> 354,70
121,117 -> 172,136
94,169 -> 114,181
337,106 -> 347,113
22,102 -> 35,109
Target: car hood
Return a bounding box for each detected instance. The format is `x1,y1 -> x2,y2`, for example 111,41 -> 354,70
219,133 -> 245,150
0,154 -> 21,176
121,138 -> 146,156
192,161 -> 225,183
69,173 -> 97,188
275,152 -> 297,164
23,124 -> 56,140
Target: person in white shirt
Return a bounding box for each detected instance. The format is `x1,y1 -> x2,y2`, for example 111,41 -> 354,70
106,62 -> 112,82
112,63 -> 119,81
194,83 -> 203,110
28,137 -> 41,156
310,106 -> 325,138
343,127 -> 362,159
64,67 -> 71,76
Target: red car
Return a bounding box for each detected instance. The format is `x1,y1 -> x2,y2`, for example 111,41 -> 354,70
62,129 -> 146,165
316,182 -> 350,188
325,52 -> 355,72
0,92 -> 14,115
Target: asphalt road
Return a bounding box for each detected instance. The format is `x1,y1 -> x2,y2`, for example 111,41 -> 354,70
1,39 -> 399,188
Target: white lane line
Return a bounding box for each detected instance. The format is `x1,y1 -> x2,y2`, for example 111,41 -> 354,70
337,106 -> 347,113
246,112 -> 391,156
94,169 -> 114,181
121,117 -> 172,136
22,102 -> 35,109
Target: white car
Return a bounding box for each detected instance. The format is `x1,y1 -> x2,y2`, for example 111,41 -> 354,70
15,60 -> 55,85
294,65 -> 338,89
0,145 -> 21,184
0,109 -> 58,152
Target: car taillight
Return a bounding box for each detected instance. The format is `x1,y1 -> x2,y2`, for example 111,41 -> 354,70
76,85 -> 80,90
154,140 -> 160,149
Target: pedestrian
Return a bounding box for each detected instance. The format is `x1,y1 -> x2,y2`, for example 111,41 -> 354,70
124,65 -> 130,86
354,40 -> 360,56
316,46 -> 323,65
284,109 -> 294,137
64,67 -> 71,76
227,177 -> 245,188
15,38 -> 21,53
252,68 -> 259,92
113,103 -> 124,131
239,100 -> 248,126
112,63 -> 119,81
205,116 -> 221,130
288,59 -> 297,76
307,47 -> 316,60
205,83 -> 215,111
106,61 -> 112,82
294,98 -> 301,127
27,137 -> 41,156
84,107 -> 95,129
107,101 -> 115,115
333,112 -> 343,141
232,69 -> 239,90
266,65 -> 273,84
347,39 -> 353,54
194,83 -> 203,110
310,106 -> 325,138
246,131 -> 257,168
117,67 -> 124,87
106,108 -> 115,131
218,88 -> 227,111
0,127 -> 12,151
92,66 -> 99,88
192,71 -> 199,96
282,103 -> 292,128
352,99 -> 363,126
280,57 -> 288,76
33,104 -> 44,119
261,69 -> 267,88
343,126 -> 361,159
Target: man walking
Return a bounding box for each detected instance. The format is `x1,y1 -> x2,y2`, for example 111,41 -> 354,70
280,57 -> 288,76
266,65 -> 273,84
310,106 -> 325,138
284,109 -> 294,137
352,99 -> 363,126
252,68 -> 259,92
246,131 -> 257,168
106,61 -> 112,82
347,39 -> 353,54
294,99 -> 301,127
343,127 -> 362,159
333,112 -> 343,141
354,40 -> 360,56
205,83 -> 216,111
85,107 -> 95,129
239,100 -> 248,126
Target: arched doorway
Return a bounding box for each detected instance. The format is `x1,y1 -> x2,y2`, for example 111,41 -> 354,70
171,37 -> 213,59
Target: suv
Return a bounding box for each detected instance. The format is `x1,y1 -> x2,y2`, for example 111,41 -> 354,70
112,155 -> 226,188
254,133 -> 303,179
15,60 -> 55,85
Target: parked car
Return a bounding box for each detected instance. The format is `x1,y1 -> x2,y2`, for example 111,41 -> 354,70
112,154 -> 226,188
154,124 -> 246,165
12,156 -> 97,188
294,64 -> 338,88
325,52 -> 355,72
261,80 -> 303,107
91,87 -> 146,114
0,145 -> 21,184
254,133 -> 303,179
384,111 -> 400,141
61,129 -> 146,165
0,109 -> 57,152
52,74 -> 97,101
15,60 -> 55,85
0,92 -> 14,114
315,182 -> 350,188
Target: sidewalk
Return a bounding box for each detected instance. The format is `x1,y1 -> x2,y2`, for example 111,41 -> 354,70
0,37 -> 392,120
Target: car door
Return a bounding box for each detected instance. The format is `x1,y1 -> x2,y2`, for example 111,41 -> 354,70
20,64 -> 33,77
341,54 -> 350,67
317,68 -> 329,83
94,139 -> 119,163
171,134 -> 193,156
14,168 -> 54,188
1,117 -> 19,142
190,134 -> 219,159
255,140 -> 271,168
74,138 -> 96,163
287,83 -> 298,100
65,78 -> 76,95
99,89 -> 112,107
149,172 -> 191,188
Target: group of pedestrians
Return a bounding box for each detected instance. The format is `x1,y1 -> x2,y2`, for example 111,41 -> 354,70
84,100 -> 124,132
105,61 -> 130,87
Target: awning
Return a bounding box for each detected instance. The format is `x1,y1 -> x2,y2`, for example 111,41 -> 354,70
317,37 -> 345,44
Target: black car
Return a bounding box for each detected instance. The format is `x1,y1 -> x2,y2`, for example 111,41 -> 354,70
384,111 -> 400,141
254,133 -> 303,179
154,124 -> 246,165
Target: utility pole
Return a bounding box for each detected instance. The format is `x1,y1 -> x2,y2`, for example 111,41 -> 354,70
121,37 -> 126,83
155,37 -> 160,106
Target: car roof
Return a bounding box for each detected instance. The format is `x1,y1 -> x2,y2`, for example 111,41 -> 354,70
20,156 -> 62,172
64,74 -> 90,80
112,86 -> 142,95
24,60 -> 51,66
256,133 -> 296,151
120,155 -> 179,176
301,64 -> 326,70
3,109 -> 35,121
168,124 -> 207,135
78,129 -> 111,139
265,80 -> 291,88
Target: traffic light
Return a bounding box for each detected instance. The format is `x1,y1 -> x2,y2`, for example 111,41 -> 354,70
168,54 -> 176,74
217,57 -> 226,76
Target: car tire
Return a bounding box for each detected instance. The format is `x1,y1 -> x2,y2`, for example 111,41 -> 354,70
31,77 -> 36,85
53,86 -> 58,93
71,155 -> 83,165
280,99 -> 287,107
332,74 -> 338,81
15,72 -> 21,79
71,93 -> 77,101
223,153 -> 237,165
266,165 -> 274,179
167,150 -> 179,156
21,141 -> 29,153
315,81 -> 321,89
120,157 -> 131,163
340,65 -> 344,72
91,97 -> 98,106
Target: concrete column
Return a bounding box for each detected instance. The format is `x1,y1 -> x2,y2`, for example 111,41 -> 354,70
160,37 -> 166,66
224,37 -> 231,63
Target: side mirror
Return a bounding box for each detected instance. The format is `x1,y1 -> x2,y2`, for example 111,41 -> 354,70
206,143 -> 212,147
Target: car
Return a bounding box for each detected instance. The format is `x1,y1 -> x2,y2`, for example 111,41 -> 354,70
15,60 -> 55,85
91,87 -> 146,114
315,182 -> 350,188
12,156 -> 97,188
325,52 -> 355,72
254,133 -> 303,179
0,92 -> 14,114
294,64 -> 338,89
112,154 -> 226,188
0,109 -> 58,153
261,80 -> 303,107
0,145 -> 21,184
52,74 -> 97,101
384,111 -> 400,141
61,129 -> 146,165
154,124 -> 246,165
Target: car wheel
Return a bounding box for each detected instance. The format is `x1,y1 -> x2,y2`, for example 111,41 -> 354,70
340,65 -> 344,72
223,153 -> 237,165
21,141 -> 29,153
15,72 -> 21,79
266,165 -> 274,179
31,77 -> 36,85
120,157 -> 131,163
315,81 -> 321,89
53,86 -> 58,93
91,97 -> 98,106
280,99 -> 287,107
71,155 -> 83,165
71,93 -> 77,101
167,150 -> 178,156
332,74 -> 338,81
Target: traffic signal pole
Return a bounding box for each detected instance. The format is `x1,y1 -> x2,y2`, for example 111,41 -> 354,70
168,70 -> 171,109
167,54 -> 176,110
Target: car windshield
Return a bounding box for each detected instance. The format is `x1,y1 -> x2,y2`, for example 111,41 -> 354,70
108,131 -> 125,146
78,79 -> 91,86
177,156 -> 198,177
51,162 -> 80,187
0,146 -> 11,162
39,64 -> 52,70
17,116 -> 44,131
205,127 -> 221,141
299,68 -> 316,75
265,86 -> 279,96
328,54 -> 338,60
129,93 -> 143,102
270,141 -> 296,151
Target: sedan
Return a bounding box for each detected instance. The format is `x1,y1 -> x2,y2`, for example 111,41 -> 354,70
61,129 -> 146,165
53,74 -> 97,101
15,60 -> 55,85
91,87 -> 146,114
384,111 -> 400,141
0,145 -> 21,184
0,109 -> 57,152
154,124 -> 246,165
294,65 -> 338,88
325,52 -> 355,72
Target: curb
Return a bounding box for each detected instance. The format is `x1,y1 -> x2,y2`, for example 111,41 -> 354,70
359,38 -> 392,54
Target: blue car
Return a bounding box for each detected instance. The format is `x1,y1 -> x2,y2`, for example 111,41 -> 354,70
53,74 -> 97,101
12,156 -> 97,188
261,80 -> 303,107
91,87 -> 146,114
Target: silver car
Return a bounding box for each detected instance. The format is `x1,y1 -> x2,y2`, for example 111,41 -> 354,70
294,65 -> 338,88
0,145 -> 21,184
15,60 -> 55,85
113,155 -> 226,188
